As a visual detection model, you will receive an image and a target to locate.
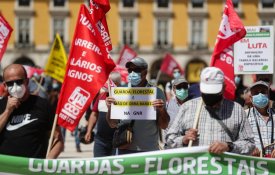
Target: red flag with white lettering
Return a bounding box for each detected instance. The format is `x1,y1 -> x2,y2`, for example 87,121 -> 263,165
89,0 -> 112,51
0,13 -> 13,62
117,45 -> 137,67
56,5 -> 115,131
160,53 -> 183,77
210,0 -> 246,100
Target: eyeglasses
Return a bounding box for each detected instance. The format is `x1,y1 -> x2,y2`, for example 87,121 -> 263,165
5,79 -> 25,87
127,68 -> 144,73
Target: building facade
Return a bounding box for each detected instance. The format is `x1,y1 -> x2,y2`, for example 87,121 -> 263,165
0,0 -> 274,84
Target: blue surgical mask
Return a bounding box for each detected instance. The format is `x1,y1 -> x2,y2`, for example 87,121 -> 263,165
173,72 -> 181,79
175,88 -> 188,101
252,93 -> 269,108
128,71 -> 142,86
235,76 -> 241,85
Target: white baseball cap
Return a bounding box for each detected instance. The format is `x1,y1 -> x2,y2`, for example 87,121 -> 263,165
200,67 -> 224,94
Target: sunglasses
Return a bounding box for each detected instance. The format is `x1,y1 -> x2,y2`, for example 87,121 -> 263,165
127,68 -> 144,73
175,84 -> 188,90
5,79 -> 25,87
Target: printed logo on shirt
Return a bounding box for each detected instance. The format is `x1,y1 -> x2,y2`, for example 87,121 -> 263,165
6,114 -> 38,131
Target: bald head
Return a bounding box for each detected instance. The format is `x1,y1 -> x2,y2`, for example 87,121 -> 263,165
3,64 -> 27,81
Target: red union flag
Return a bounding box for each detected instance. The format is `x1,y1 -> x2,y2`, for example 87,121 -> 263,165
117,45 -> 137,67
160,53 -> 183,77
56,5 -> 115,131
0,13 -> 13,62
210,0 -> 246,100
89,0 -> 112,51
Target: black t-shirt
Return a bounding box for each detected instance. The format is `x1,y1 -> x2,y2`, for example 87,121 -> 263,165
0,95 -> 54,158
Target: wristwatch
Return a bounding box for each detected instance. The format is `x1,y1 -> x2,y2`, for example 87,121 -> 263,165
226,142 -> 234,152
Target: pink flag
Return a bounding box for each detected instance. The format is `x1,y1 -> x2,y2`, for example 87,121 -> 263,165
117,45 -> 137,67
210,0 -> 246,100
113,65 -> 129,84
56,5 -> 115,131
160,53 -> 183,77
0,13 -> 13,62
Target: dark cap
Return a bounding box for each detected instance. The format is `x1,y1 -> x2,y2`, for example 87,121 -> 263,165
172,76 -> 188,86
250,80 -> 269,90
125,57 -> 148,69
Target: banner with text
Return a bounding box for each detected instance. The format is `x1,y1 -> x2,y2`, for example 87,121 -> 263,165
234,26 -> 274,74
110,87 -> 156,120
0,13 -> 13,62
0,147 -> 275,174
56,5 -> 115,131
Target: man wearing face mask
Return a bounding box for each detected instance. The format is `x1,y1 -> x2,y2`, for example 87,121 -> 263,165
165,67 -> 182,101
0,64 -> 64,159
166,67 -> 255,155
246,81 -> 275,158
164,76 -> 189,140
106,57 -> 170,155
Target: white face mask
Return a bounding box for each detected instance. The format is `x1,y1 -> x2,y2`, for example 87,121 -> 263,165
8,82 -> 26,98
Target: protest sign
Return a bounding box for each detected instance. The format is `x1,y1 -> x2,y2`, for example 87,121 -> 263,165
234,26 -> 274,74
0,13 -> 13,62
210,0 -> 246,100
0,146 -> 274,174
110,87 -> 156,120
44,33 -> 67,82
56,5 -> 115,131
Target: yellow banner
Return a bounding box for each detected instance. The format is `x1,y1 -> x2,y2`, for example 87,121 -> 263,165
44,33 -> 67,82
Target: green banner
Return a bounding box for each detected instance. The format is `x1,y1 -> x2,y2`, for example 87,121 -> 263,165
0,147 -> 274,175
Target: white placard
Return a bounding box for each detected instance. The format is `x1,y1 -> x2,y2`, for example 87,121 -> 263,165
234,26 -> 274,74
110,87 -> 157,120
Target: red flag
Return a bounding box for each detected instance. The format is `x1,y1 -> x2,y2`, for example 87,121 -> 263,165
117,45 -> 137,67
113,65 -> 129,83
89,0 -> 112,51
23,65 -> 44,78
160,53 -> 183,77
56,5 -> 115,131
0,13 -> 13,62
210,0 -> 246,100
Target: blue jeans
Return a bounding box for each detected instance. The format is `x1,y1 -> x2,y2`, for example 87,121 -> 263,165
93,137 -> 114,157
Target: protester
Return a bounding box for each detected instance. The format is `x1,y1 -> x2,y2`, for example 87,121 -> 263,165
165,67 -> 182,101
106,57 -> 170,155
85,72 -> 121,157
164,76 -> 189,139
166,67 -> 255,155
246,81 -> 275,158
256,74 -> 275,101
234,75 -> 247,106
0,64 -> 64,159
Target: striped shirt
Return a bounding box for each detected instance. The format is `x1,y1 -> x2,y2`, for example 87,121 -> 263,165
246,107 -> 275,155
166,97 -> 255,155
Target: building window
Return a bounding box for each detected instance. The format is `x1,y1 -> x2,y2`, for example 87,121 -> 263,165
261,19 -> 274,25
156,19 -> 169,47
233,0 -> 239,8
19,0 -> 30,6
123,0 -> 134,8
54,0 -> 66,7
53,18 -> 65,41
157,0 -> 169,8
18,18 -> 30,44
262,0 -> 274,8
191,19 -> 203,47
192,0 -> 204,8
122,18 -> 135,45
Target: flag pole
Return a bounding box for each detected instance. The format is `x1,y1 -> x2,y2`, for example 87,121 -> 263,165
188,99 -> 203,147
155,70 -> 162,87
46,113 -> 58,157
107,78 -> 111,96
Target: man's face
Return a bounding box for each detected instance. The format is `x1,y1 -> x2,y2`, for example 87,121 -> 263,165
127,64 -> 147,86
250,85 -> 269,98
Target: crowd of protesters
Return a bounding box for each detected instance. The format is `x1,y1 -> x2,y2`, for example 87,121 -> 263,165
0,58 -> 275,159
